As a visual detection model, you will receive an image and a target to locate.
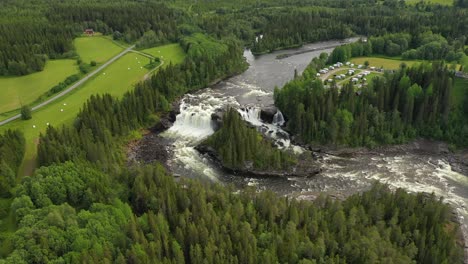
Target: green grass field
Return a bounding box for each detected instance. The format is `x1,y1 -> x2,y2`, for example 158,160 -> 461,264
0,43 -> 186,177
74,36 -> 123,64
0,60 -> 78,115
143,43 -> 186,65
351,57 -> 419,69
406,0 -> 453,5
0,53 -> 150,175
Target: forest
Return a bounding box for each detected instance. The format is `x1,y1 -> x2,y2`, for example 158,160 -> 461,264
327,33 -> 466,67
1,0 -> 467,75
0,0 -> 466,262
275,59 -> 468,147
0,162 -> 461,263
203,108 -> 296,170
0,130 -> 25,198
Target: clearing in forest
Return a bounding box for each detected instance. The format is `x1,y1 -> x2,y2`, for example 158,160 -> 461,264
405,0 -> 453,5
0,43 -> 186,176
0,60 -> 78,116
74,36 -> 123,64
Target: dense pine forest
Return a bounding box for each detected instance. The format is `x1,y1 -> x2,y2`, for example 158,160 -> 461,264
203,108 -> 296,170
2,0 -> 467,75
0,0 -> 467,263
276,40 -> 468,147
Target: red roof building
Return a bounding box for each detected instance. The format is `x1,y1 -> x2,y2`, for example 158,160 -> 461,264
84,29 -> 94,36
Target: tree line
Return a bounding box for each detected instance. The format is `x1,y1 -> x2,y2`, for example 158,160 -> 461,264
4,161 -> 463,263
328,32 -> 466,67
0,1 -> 183,76
275,59 -> 466,147
0,130 -> 25,198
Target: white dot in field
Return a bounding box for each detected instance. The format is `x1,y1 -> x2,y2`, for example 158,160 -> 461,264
135,57 -> 137,59
103,72 -> 106,75
161,56 -> 164,58
158,51 -> 160,53
140,67 -> 143,69
128,68 -> 131,70
60,109 -> 64,112
32,125 -> 36,128
138,61 -> 140,64
63,103 -> 67,106
46,123 -> 49,126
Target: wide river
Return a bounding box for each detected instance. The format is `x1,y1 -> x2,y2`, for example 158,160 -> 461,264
158,38 -> 468,260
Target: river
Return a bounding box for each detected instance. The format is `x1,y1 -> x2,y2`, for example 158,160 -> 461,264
155,38 -> 468,261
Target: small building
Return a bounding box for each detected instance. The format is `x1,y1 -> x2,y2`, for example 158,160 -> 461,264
329,66 -> 335,70
316,73 -> 321,77
328,79 -> 333,83
370,66 -> 376,70
84,29 -> 94,36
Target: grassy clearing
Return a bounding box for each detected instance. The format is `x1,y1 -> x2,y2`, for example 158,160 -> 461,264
406,0 -> 453,5
0,60 -> 78,115
74,36 -> 123,64
351,57 -> 419,69
143,43 -> 186,65
452,78 -> 468,107
0,43 -> 186,177
0,53 -> 151,176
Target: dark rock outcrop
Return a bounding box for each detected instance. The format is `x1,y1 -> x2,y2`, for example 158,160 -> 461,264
260,106 -> 278,123
211,109 -> 224,131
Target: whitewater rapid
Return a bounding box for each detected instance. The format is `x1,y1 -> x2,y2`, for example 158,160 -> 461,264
158,39 -> 468,260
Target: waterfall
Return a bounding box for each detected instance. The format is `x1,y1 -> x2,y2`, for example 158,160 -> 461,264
273,110 -> 285,126
238,106 -> 262,126
168,93 -> 237,139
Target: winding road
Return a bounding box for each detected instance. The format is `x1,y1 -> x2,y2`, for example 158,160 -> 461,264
0,45 -> 136,126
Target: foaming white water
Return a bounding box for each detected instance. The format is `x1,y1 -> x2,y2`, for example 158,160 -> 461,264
238,106 -> 304,153
238,106 -> 263,126
310,153 -> 468,258
163,91 -> 238,182
168,92 -> 238,140
169,141 -> 220,182
243,89 -> 271,98
273,110 -> 285,126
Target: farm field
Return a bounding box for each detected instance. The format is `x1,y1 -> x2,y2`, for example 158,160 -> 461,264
0,53 -> 150,176
351,57 -> 419,69
0,60 -> 78,116
405,0 -> 453,5
74,36 -> 123,64
143,43 -> 186,65
0,43 -> 186,176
